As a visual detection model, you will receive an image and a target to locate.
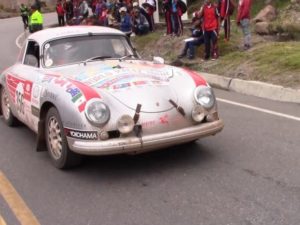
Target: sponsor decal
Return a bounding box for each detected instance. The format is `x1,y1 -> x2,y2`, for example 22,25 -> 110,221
42,90 -> 58,101
65,129 -> 98,140
40,74 -> 101,113
159,114 -> 169,124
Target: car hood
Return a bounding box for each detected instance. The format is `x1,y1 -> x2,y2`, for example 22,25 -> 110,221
52,61 -> 179,112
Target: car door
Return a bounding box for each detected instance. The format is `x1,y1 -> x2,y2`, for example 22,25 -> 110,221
7,40 -> 43,132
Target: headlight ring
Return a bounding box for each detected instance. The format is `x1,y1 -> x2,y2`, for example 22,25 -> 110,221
194,86 -> 215,109
85,99 -> 110,126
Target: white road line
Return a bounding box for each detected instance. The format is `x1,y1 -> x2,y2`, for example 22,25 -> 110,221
217,98 -> 300,122
15,32 -> 26,49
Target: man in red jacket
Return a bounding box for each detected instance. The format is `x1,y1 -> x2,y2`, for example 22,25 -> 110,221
237,0 -> 252,50
200,0 -> 219,60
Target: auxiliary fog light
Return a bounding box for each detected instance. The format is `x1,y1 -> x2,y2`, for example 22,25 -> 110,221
117,115 -> 135,134
192,105 -> 206,122
99,131 -> 109,140
206,111 -> 219,122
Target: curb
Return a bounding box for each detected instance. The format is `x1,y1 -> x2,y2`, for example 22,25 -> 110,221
200,72 -> 300,104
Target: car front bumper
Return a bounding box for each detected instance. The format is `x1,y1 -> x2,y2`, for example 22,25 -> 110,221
67,120 -> 224,155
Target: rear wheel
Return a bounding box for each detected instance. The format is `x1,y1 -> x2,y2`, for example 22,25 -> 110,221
45,107 -> 82,169
0,87 -> 18,126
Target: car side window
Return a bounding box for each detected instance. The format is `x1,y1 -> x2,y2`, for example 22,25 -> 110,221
24,41 -> 40,67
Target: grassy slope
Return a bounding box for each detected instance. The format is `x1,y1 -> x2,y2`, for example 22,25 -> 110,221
132,0 -> 300,89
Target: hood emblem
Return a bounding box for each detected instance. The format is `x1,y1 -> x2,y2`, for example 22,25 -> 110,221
156,102 -> 160,107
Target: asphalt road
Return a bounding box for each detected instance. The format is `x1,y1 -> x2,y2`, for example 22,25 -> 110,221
1,15 -> 300,225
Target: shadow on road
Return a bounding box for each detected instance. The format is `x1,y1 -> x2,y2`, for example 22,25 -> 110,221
63,141 -> 217,180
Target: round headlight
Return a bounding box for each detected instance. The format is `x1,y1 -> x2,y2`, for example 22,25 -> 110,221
194,86 -> 215,109
117,115 -> 135,134
85,99 -> 110,126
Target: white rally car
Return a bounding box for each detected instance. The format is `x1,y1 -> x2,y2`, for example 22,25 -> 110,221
0,26 -> 224,169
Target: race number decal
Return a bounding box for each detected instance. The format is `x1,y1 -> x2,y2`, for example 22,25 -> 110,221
15,83 -> 25,114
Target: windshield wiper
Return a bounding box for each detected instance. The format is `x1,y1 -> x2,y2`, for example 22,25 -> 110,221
119,54 -> 136,61
82,56 -> 113,65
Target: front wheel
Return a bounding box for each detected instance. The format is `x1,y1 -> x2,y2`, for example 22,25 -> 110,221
0,87 -> 18,126
45,107 -> 82,169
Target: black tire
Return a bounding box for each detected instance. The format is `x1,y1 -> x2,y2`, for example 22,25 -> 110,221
45,107 -> 82,169
0,87 -> 18,126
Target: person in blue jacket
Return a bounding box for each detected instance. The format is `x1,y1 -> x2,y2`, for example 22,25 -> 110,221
119,6 -> 132,37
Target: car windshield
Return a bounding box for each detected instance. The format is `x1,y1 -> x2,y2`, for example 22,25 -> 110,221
43,35 -> 136,68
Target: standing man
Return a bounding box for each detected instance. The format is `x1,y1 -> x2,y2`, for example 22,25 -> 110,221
56,1 -> 65,26
29,5 -> 43,33
64,0 -> 74,24
200,0 -> 219,60
237,0 -> 252,50
218,0 -> 235,41
20,3 -> 29,29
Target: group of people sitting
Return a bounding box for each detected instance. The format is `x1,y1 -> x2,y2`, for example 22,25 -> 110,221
55,0 -> 159,36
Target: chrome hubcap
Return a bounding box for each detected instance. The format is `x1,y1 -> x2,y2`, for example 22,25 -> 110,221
48,116 -> 63,160
1,89 -> 11,120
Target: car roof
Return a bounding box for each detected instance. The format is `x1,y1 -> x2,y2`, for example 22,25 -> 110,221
28,26 -> 125,44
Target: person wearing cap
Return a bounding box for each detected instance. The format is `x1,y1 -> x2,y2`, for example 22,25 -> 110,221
29,5 -> 43,33
119,7 -> 132,37
20,3 -> 29,29
132,8 -> 149,35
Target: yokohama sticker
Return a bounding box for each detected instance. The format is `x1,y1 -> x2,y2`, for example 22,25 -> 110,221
65,129 -> 98,140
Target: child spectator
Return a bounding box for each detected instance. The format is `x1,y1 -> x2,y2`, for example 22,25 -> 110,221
237,0 -> 252,50
200,0 -> 219,60
56,1 -> 65,26
218,0 -> 236,41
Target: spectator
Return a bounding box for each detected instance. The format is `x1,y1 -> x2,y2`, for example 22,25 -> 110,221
163,0 -> 172,35
176,0 -> 186,36
79,0 -> 89,19
119,6 -> 132,37
200,0 -> 219,60
20,3 -> 29,29
64,0 -> 74,24
56,1 -> 65,26
218,0 -> 236,41
237,0 -> 252,50
178,12 -> 204,59
132,2 -> 152,31
29,4 -> 43,33
170,0 -> 179,36
143,0 -> 156,31
132,8 -> 149,35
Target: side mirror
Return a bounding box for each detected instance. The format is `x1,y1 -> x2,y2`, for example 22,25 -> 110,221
153,56 -> 165,64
